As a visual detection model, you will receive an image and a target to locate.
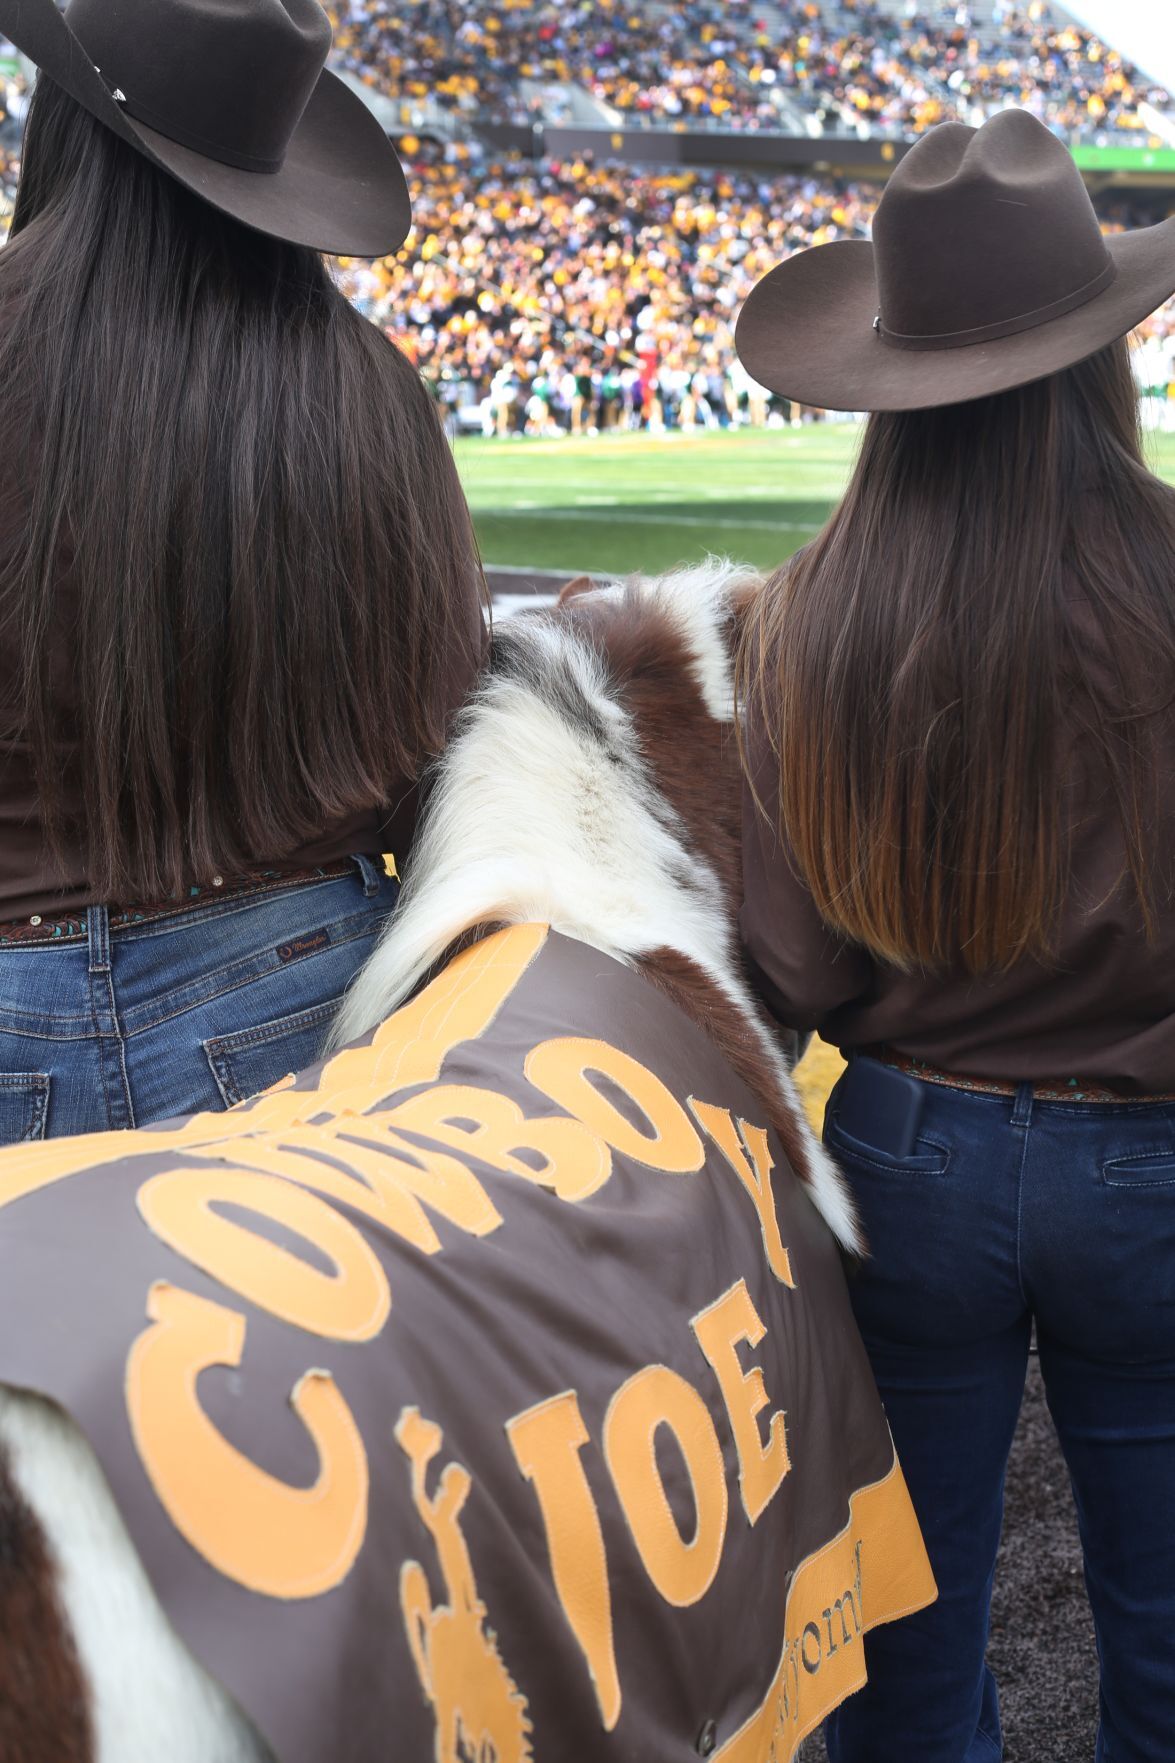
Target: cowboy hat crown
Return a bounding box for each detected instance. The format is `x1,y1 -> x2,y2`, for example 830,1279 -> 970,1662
0,0 -> 411,256
69,0 -> 333,176
736,107 -> 1175,411
876,112 -> 1113,352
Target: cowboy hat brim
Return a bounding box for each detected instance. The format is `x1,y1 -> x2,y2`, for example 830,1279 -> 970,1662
735,222 -> 1175,412
0,0 -> 412,257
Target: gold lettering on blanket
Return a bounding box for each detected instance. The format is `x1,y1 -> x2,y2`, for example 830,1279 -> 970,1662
397,1407 -> 533,1763
117,1048 -> 806,1621
137,1168 -> 391,1341
689,1101 -> 796,1288
692,1279 -> 791,1525
126,1282 -> 368,1598
525,1037 -> 705,1172
506,1391 -> 622,1731
500,1288 -> 793,1726
603,1364 -> 729,1608
712,1458 -> 936,1762
386,1085 -> 612,1203
221,1125 -> 504,1258
0,922 -> 941,1757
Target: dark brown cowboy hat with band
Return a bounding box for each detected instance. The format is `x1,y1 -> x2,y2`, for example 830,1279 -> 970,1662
736,108 -> 1175,412
0,0 -> 412,257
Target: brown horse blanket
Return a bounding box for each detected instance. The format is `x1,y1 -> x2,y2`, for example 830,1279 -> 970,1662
0,924 -> 935,1763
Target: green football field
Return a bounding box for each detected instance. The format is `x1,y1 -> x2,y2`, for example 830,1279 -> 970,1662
457,425 -> 1175,578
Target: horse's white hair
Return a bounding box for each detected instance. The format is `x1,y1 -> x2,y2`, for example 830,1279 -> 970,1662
333,558 -> 860,1255
0,1385 -> 271,1762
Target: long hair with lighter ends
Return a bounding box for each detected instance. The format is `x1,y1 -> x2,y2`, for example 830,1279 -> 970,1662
741,341 -> 1175,976
0,77 -> 484,903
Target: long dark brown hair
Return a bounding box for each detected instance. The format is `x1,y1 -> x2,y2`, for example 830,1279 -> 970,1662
0,77 -> 484,902
742,340 -> 1175,975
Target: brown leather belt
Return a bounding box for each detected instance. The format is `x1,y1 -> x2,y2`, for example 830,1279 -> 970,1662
0,860 -> 366,947
876,1046 -> 1175,1105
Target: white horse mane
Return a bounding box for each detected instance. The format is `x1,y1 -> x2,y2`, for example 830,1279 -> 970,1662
333,558 -> 859,1255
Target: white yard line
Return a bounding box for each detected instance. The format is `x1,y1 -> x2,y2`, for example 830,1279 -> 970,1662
467,483 -> 830,499
485,565 -> 604,580
490,591 -> 561,617
482,509 -> 818,532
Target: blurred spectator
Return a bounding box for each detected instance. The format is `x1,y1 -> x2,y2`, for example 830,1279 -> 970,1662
334,145 -> 1175,433
334,147 -> 877,429
327,0 -> 1175,141
0,142 -> 20,232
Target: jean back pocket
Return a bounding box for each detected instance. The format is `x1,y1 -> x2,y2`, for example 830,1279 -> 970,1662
0,1073 -> 50,1145
825,1111 -> 951,1176
1102,1149 -> 1175,1189
204,999 -> 340,1109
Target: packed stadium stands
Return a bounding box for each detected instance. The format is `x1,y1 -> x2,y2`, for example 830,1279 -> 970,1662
334,151 -> 871,427
332,146 -> 1175,433
328,0 -> 1175,142
5,2 -> 1170,142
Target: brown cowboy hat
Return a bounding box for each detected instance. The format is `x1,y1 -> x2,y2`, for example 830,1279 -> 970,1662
0,0 -> 412,257
736,109 -> 1175,412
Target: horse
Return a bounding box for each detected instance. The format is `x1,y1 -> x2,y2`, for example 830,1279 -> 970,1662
333,559 -> 859,1254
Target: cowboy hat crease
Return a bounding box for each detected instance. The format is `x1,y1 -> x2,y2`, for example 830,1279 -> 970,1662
736,108 -> 1175,412
0,0 -> 412,256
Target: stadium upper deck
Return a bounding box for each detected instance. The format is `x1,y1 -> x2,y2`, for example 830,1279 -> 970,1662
328,0 -> 1175,144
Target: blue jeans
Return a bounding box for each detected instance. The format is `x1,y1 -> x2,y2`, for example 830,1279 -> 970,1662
822,1058 -> 1175,1763
0,856 -> 399,1141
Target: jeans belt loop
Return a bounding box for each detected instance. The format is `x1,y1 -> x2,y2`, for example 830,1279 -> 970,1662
86,903 -> 112,975
1010,1081 -> 1034,1131
352,853 -> 385,898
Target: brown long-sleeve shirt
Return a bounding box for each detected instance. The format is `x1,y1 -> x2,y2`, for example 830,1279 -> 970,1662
740,699 -> 1175,1097
0,492 -> 488,921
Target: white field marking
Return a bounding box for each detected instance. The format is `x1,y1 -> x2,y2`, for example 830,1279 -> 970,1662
473,492 -> 822,508
458,436 -> 693,459
486,565 -> 603,580
491,592 -> 561,617
481,509 -> 818,532
0,1387 -> 271,1763
465,482 -> 832,498
455,432 -> 854,461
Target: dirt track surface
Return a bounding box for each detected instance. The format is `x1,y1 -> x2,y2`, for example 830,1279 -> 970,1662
801,1354 -> 1099,1761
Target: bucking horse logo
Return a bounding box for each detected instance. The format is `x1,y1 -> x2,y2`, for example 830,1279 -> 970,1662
397,1407 -> 534,1763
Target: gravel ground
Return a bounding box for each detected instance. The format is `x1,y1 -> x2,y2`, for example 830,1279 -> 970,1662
801,1353 -> 1099,1761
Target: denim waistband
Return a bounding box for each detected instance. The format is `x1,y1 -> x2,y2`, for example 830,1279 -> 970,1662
875,1045 -> 1175,1105
0,855 -> 388,947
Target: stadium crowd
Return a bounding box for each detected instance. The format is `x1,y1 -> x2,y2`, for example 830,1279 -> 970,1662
337,150 -> 878,430
329,0 -> 785,128
328,0 -> 1174,140
335,146 -> 1175,432
796,0 -> 1175,139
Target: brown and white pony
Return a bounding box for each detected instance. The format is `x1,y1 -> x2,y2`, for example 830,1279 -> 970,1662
333,559 -> 857,1250
0,559 -> 857,1763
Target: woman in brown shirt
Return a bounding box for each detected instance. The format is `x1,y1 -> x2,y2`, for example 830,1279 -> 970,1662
735,114 -> 1175,1761
0,3 -> 486,1141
